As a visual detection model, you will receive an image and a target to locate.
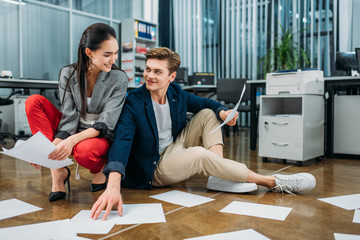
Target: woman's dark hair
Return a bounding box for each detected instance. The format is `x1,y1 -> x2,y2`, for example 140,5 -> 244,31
62,23 -> 118,118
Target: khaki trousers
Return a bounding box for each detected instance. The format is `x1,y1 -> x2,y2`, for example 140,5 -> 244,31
153,109 -> 249,187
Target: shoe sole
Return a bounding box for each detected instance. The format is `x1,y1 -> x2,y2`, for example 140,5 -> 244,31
207,183 -> 258,193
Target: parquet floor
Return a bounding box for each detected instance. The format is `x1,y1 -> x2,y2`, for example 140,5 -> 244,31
1,129 -> 359,239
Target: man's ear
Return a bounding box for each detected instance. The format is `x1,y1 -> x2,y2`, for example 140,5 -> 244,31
85,47 -> 93,58
169,71 -> 177,82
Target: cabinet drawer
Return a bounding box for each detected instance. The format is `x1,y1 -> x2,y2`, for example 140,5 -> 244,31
259,136 -> 303,160
259,115 -> 303,138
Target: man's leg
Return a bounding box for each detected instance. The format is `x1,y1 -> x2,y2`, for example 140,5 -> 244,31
153,109 -> 249,186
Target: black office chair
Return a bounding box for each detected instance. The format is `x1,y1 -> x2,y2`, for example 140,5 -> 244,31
335,52 -> 358,76
0,97 -> 18,145
217,78 -> 259,137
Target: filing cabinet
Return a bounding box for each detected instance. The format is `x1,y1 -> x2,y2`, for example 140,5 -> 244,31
258,95 -> 324,166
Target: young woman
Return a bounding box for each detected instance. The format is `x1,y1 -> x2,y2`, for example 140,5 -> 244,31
25,23 -> 128,202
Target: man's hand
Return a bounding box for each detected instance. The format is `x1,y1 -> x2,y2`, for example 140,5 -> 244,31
91,172 -> 123,220
219,109 -> 238,126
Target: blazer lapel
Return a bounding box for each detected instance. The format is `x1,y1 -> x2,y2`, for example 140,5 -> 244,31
72,78 -> 82,111
167,87 -> 178,138
88,71 -> 107,112
142,86 -> 159,144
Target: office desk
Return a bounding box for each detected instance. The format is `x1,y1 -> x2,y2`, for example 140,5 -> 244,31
324,76 -> 360,157
0,78 -> 58,90
247,80 -> 266,151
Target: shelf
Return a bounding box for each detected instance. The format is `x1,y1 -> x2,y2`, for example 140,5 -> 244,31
135,37 -> 157,43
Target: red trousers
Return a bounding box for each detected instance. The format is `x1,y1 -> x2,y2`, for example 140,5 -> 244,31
25,94 -> 110,174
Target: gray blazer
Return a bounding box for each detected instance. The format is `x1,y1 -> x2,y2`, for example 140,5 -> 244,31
54,65 -> 128,140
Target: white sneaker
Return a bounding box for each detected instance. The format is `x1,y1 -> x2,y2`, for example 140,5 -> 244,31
271,173 -> 316,194
206,176 -> 258,193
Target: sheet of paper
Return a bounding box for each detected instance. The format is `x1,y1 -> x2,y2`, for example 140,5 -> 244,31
71,204 -> 166,234
353,209 -> 360,223
334,233 -> 360,240
318,194 -> 360,210
53,235 -> 91,240
220,201 -> 292,221
115,203 -> 166,225
150,190 -> 215,207
0,198 -> 42,220
71,210 -> 117,234
184,229 -> 270,240
210,83 -> 246,134
0,131 -> 73,169
0,219 -> 77,240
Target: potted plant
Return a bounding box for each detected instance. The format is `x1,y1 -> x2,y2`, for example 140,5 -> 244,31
259,25 -> 310,78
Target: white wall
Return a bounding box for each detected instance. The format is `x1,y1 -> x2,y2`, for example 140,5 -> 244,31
339,0 -> 360,52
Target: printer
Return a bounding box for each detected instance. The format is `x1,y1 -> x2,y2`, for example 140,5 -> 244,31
266,69 -> 324,95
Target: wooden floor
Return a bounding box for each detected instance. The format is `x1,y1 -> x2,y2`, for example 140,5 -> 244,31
1,129 -> 360,240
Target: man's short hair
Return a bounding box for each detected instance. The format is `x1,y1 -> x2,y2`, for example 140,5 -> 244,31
145,47 -> 181,75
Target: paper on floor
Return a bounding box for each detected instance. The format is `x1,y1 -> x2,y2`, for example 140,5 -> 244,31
0,131 -> 73,169
115,203 -> 166,225
70,210 -> 117,234
334,233 -> 360,240
150,190 -> 215,207
0,219 -> 76,240
353,209 -> 360,224
318,194 -> 360,210
71,203 -> 166,234
220,201 -> 292,221
0,198 -> 42,220
184,229 -> 271,240
53,235 -> 91,240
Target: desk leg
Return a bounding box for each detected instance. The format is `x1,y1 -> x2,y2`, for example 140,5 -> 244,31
250,84 -> 257,151
325,84 -> 335,157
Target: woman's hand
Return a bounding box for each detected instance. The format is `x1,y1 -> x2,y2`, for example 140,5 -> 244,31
48,138 -> 75,160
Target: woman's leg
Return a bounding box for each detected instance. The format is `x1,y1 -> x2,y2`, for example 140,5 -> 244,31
72,137 -> 110,184
25,95 -> 69,193
25,94 -> 62,140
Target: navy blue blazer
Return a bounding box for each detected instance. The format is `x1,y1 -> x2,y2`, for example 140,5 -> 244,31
103,82 -> 228,189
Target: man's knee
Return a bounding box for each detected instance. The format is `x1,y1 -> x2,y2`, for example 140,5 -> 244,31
188,147 -> 218,166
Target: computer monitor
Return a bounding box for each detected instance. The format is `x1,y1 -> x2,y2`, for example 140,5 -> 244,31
335,52 -> 358,75
191,72 -> 215,85
356,48 -> 360,73
175,67 -> 188,85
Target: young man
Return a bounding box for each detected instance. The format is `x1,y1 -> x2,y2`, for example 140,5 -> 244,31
91,47 -> 316,220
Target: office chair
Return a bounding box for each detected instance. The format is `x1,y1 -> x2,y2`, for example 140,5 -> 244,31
0,96 -> 18,145
335,52 -> 358,76
217,78 -> 259,137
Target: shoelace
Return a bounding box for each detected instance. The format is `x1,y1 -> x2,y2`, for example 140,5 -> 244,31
272,176 -> 302,194
272,184 -> 295,195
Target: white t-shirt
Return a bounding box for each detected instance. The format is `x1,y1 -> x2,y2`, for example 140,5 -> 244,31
79,97 -> 99,125
152,97 -> 173,153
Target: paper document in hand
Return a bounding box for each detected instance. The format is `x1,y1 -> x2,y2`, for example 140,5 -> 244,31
0,131 -> 73,169
210,83 -> 246,134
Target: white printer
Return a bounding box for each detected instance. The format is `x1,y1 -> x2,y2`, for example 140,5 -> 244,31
266,69 -> 324,95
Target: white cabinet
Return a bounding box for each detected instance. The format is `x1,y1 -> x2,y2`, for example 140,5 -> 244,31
334,96 -> 360,154
258,95 -> 324,165
120,18 -> 157,87
14,95 -> 31,136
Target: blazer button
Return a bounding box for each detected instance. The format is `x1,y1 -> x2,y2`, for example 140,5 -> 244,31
149,180 -> 152,185
153,161 -> 156,165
